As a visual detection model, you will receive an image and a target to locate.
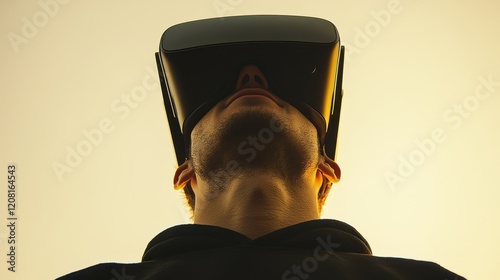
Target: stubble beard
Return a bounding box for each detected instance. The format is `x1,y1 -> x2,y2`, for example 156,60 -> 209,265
190,106 -> 319,200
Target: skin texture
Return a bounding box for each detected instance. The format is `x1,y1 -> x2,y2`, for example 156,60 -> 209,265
173,65 -> 341,239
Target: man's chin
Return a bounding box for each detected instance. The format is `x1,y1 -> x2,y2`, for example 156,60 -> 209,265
219,107 -> 282,142
191,104 -> 318,193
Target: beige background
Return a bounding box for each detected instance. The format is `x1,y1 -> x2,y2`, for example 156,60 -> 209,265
1,0 -> 499,279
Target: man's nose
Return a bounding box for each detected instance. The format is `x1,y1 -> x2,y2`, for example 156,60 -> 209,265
235,65 -> 269,90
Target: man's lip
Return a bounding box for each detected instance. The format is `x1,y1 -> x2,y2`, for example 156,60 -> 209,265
225,88 -> 282,107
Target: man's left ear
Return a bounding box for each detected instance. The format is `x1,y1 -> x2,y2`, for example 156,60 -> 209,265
318,155 -> 341,183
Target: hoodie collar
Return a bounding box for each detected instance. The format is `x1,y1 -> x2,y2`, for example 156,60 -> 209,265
142,219 -> 372,262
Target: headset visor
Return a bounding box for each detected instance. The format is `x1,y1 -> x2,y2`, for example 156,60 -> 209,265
157,15 -> 343,164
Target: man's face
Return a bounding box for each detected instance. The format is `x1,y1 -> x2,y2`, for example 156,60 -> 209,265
189,65 -> 322,197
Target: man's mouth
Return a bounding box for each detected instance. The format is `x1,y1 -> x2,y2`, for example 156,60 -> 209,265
225,88 -> 282,108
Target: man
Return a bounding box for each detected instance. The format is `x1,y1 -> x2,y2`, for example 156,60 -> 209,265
58,16 -> 465,279
173,64 -> 341,240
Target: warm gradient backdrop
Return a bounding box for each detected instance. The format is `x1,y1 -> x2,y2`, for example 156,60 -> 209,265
1,0 -> 499,279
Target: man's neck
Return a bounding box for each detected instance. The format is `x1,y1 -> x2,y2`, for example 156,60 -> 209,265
192,173 -> 320,239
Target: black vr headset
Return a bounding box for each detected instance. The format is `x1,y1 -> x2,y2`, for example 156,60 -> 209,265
155,15 -> 345,166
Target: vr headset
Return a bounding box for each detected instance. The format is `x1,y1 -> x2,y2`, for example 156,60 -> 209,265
155,15 -> 345,166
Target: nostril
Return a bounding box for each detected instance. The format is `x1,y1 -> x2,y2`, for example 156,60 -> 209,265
241,74 -> 250,86
254,75 -> 264,87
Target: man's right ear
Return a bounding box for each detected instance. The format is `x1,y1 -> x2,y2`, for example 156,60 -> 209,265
173,161 -> 196,190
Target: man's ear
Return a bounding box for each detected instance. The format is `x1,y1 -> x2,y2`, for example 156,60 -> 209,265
318,155 -> 341,184
173,161 -> 196,190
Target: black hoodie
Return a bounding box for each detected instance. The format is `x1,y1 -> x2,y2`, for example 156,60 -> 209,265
57,219 -> 465,279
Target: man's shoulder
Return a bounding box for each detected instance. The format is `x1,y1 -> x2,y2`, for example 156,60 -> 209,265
55,253 -> 465,280
339,253 -> 466,279
56,262 -> 149,280
56,220 -> 466,280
